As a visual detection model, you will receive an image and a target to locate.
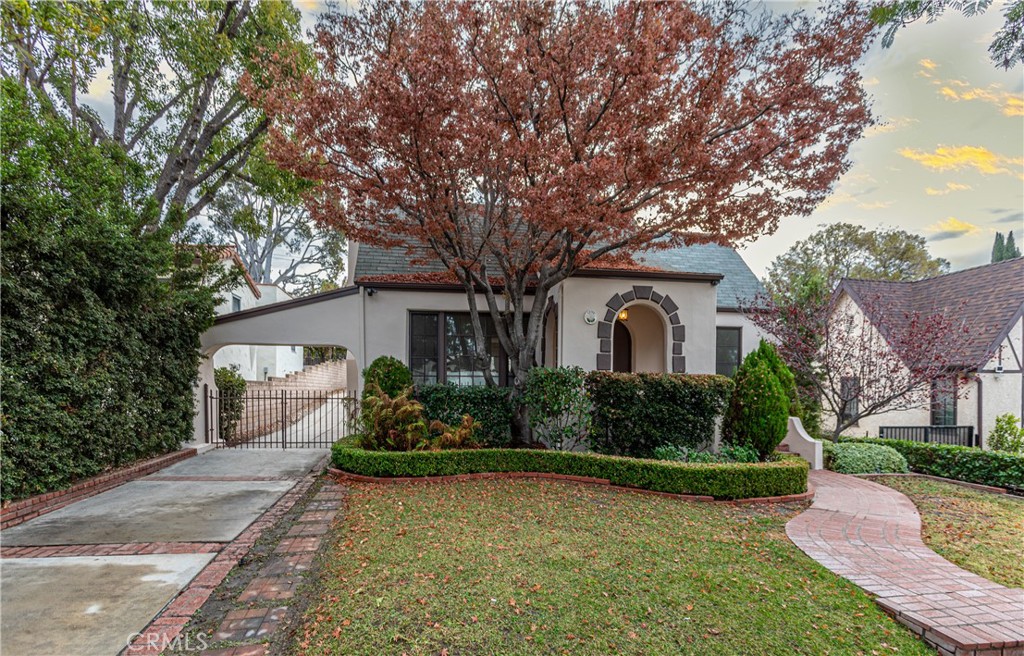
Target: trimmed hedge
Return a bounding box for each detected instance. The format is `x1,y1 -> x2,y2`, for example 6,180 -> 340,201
842,437 -> 1024,489
330,445 -> 808,500
823,442 -> 908,474
416,384 -> 514,447
586,372 -> 733,458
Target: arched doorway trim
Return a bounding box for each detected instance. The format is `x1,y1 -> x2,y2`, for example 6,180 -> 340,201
595,285 -> 686,373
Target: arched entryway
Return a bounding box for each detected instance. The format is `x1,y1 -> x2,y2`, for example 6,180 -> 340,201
596,285 -> 686,373
612,303 -> 666,373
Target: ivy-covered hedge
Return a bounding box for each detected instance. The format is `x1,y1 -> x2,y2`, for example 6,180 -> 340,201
586,372 -> 733,458
0,81 -> 218,501
416,384 -> 514,447
331,445 -> 808,500
842,437 -> 1024,489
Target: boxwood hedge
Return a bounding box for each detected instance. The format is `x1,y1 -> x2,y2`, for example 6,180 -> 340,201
842,437 -> 1024,489
823,442 -> 908,474
330,445 -> 808,500
416,384 -> 515,447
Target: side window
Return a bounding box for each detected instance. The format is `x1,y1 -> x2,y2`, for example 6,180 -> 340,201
715,327 -> 741,377
409,312 -> 439,386
231,295 -> 242,313
930,377 -> 956,426
840,376 -> 860,421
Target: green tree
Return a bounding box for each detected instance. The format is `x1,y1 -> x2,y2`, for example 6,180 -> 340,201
992,231 -> 1007,262
1,0 -> 306,226
0,80 -> 223,500
871,0 -> 1023,69
722,358 -> 790,461
765,223 -> 949,298
1004,231 -> 1021,260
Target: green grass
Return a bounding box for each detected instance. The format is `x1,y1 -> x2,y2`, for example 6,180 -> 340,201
293,479 -> 931,655
873,476 -> 1024,588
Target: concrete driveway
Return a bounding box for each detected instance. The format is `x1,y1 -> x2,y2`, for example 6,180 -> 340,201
0,448 -> 327,656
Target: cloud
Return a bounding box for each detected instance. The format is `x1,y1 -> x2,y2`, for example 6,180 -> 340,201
925,182 -> 972,196
857,200 -> 893,210
994,211 -> 1024,225
928,217 -> 981,241
899,145 -> 1024,177
862,76 -> 880,87
919,59 -> 938,70
939,84 -> 1023,117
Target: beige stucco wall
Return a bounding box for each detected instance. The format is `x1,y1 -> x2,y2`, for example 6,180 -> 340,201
555,275 -> 718,373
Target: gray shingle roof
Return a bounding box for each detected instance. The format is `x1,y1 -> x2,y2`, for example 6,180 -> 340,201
353,241 -> 764,310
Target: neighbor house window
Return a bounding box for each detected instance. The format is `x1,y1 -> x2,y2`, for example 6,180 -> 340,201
931,376 -> 956,426
715,327 -> 742,377
409,312 -> 509,386
231,295 -> 242,313
840,376 -> 860,422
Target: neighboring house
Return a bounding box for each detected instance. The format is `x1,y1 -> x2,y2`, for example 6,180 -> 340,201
210,248 -> 304,381
831,258 -> 1024,447
203,239 -> 766,394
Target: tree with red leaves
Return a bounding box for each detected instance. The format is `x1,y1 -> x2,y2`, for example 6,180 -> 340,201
252,0 -> 875,434
747,277 -> 973,440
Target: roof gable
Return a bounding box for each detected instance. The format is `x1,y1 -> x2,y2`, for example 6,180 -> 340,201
839,257 -> 1024,368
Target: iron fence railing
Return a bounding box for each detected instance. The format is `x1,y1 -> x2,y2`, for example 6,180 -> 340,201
203,385 -> 359,448
878,425 -> 976,447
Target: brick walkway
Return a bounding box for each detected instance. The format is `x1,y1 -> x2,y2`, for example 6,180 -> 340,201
787,470 -> 1024,656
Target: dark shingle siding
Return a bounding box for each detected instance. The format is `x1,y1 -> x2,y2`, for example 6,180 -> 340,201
354,242 -> 765,309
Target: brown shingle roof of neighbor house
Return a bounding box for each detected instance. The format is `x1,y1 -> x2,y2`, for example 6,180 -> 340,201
837,257 -> 1024,369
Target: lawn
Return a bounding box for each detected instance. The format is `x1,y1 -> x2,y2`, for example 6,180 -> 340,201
293,479 -> 931,655
873,476 -> 1024,588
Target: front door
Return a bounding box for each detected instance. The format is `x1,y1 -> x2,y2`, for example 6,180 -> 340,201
613,321 -> 632,372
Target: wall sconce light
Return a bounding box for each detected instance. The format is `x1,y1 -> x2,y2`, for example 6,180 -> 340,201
618,308 -> 629,321
366,287 -> 378,297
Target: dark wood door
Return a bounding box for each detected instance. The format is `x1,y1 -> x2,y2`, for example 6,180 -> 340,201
613,321 -> 632,372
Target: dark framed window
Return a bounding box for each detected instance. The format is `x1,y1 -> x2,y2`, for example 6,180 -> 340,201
409,312 -> 509,386
931,376 -> 956,426
231,294 -> 242,313
840,376 -> 860,422
715,327 -> 742,377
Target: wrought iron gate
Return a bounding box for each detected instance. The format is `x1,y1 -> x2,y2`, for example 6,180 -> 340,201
203,385 -> 359,448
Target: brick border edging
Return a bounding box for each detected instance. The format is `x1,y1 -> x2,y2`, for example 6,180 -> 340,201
327,468 -> 814,505
125,454 -> 331,655
857,472 -> 1012,495
1,448 -> 198,530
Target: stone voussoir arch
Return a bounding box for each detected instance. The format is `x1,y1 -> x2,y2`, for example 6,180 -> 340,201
595,285 -> 686,373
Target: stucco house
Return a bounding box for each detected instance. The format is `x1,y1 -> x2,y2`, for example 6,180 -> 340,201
830,257 -> 1024,447
210,248 -> 304,381
200,240 -> 766,413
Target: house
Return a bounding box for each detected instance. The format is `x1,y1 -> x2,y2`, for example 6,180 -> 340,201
201,240 -> 765,397
831,257 -> 1024,447
209,248 -> 304,381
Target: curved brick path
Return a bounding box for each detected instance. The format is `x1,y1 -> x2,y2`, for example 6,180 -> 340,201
787,470 -> 1023,656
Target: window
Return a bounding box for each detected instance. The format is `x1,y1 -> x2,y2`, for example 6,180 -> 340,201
231,295 -> 242,313
290,345 -> 297,353
409,312 -> 508,386
840,376 -> 860,422
409,313 -> 439,386
931,377 -> 956,426
715,327 -> 742,377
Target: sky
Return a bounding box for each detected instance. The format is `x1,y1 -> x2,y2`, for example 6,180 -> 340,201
294,0 -> 1024,277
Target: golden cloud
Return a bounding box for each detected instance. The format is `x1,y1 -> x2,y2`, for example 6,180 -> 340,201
928,217 -> 980,241
899,145 -> 1024,177
939,85 -> 1023,117
919,58 -> 938,70
864,116 -> 918,137
924,182 -> 972,196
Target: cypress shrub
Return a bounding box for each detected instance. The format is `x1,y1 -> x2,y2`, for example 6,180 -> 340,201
722,359 -> 790,460
214,367 -> 247,445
